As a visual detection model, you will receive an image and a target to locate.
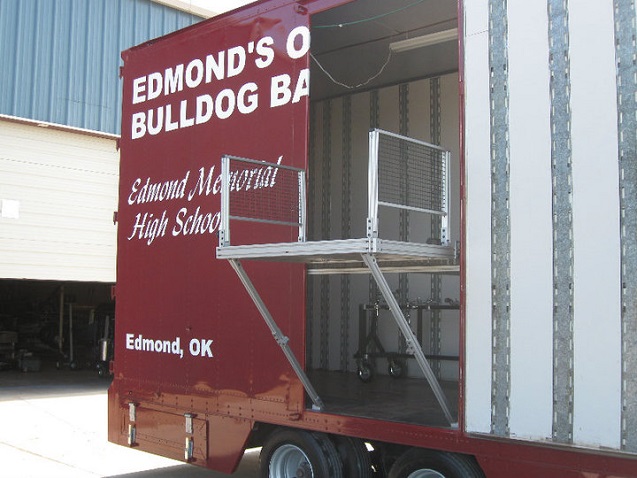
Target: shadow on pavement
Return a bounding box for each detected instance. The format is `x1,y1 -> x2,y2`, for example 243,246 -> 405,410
104,448 -> 260,477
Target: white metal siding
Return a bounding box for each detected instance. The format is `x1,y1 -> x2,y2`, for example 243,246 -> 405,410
506,0 -> 553,442
463,0 -> 492,435
568,0 -> 621,448
0,118 -> 118,282
464,0 -> 629,452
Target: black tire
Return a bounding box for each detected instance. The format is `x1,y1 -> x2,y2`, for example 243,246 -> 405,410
333,436 -> 373,478
97,364 -> 108,378
388,358 -> 406,378
358,361 -> 374,383
388,448 -> 484,478
259,429 -> 343,478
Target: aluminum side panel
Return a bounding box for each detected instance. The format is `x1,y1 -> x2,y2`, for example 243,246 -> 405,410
464,0 -> 629,454
463,20 -> 492,435
569,0 -> 622,449
506,0 -> 553,441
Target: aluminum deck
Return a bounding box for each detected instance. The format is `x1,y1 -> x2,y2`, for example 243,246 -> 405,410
216,237 -> 457,274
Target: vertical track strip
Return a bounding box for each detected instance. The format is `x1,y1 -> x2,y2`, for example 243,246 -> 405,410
340,95 -> 352,372
320,100 -> 332,369
489,0 -> 511,437
430,77 -> 442,378
548,0 -> 575,444
615,0 -> 637,453
398,83 -> 410,354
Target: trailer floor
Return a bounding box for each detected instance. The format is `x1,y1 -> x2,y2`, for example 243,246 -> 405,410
308,370 -> 458,428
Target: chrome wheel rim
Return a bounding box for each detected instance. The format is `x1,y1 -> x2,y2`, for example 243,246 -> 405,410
406,470 -> 445,478
269,444 -> 314,478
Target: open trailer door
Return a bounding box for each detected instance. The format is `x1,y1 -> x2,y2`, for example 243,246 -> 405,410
110,1 -> 317,472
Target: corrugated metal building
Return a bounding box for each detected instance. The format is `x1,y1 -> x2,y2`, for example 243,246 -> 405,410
0,0 -> 202,134
0,0 -> 202,368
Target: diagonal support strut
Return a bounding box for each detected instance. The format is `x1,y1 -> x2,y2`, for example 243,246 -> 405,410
361,253 -> 457,426
228,259 -> 324,411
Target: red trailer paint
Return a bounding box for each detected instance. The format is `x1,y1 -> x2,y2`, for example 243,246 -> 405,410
109,1 -> 637,476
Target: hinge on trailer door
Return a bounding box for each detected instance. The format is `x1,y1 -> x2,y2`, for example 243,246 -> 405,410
184,413 -> 194,461
127,402 -> 137,446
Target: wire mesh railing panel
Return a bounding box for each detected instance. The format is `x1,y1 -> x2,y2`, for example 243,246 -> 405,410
375,130 -> 448,216
220,155 -> 306,246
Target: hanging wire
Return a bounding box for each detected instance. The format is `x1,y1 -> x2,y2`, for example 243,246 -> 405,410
310,50 -> 393,89
313,0 -> 427,29
309,0 -> 428,89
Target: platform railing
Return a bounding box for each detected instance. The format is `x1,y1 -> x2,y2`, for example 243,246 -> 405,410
219,155 -> 306,248
219,129 -> 451,250
368,128 -> 450,245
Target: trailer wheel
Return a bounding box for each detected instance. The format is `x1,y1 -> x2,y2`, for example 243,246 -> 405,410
333,436 -> 373,477
259,429 -> 343,478
388,448 -> 484,478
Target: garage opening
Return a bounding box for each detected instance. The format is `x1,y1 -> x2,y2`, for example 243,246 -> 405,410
0,279 -> 114,376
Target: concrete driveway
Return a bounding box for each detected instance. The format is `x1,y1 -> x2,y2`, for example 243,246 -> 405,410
0,367 -> 258,477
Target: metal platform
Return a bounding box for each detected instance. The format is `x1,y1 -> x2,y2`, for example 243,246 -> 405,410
216,237 -> 457,274
216,130 -> 458,426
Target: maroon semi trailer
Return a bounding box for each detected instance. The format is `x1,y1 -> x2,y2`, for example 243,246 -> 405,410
109,0 -> 637,476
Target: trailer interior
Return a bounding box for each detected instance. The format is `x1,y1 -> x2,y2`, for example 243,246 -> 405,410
217,0 -> 461,429
305,0 -> 460,429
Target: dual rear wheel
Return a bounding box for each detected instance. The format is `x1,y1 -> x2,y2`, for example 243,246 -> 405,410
259,429 -> 359,478
387,448 -> 485,478
258,429 -> 483,478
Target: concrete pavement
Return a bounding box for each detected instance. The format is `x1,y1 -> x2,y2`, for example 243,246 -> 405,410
0,367 -> 258,477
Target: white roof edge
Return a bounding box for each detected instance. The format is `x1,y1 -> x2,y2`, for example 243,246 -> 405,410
151,0 -> 218,18
0,114 -> 120,140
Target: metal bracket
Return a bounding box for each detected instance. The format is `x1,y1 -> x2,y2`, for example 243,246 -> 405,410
127,402 -> 137,446
128,424 -> 136,446
128,402 -> 137,422
184,413 -> 194,434
184,436 -> 194,461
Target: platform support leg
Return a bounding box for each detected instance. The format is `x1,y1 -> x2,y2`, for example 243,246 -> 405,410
228,259 -> 324,411
361,253 -> 456,426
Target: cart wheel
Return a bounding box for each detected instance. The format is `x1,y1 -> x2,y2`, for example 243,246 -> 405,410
333,436 -> 373,478
259,429 -> 343,478
97,364 -> 108,378
357,361 -> 374,383
388,359 -> 406,379
388,448 -> 484,478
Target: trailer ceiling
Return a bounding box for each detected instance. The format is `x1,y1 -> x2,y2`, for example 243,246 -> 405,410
310,0 -> 458,100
